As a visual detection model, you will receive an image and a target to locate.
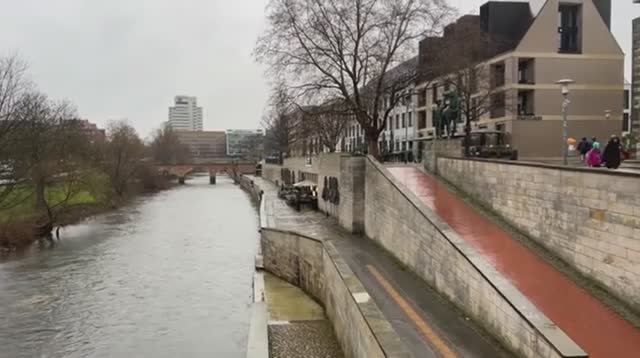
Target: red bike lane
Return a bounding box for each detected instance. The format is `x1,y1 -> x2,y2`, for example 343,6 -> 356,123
388,166 -> 640,358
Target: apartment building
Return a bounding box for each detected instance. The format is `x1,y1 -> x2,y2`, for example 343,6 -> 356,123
632,16 -> 640,133
168,96 -> 203,131
413,0 -> 623,158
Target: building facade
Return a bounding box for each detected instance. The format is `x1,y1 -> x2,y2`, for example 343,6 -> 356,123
632,17 -> 640,133
413,0 -> 623,158
226,129 -> 264,158
168,96 -> 203,131
175,131 -> 226,163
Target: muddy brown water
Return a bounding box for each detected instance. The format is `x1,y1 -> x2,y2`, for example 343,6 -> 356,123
0,175 -> 259,358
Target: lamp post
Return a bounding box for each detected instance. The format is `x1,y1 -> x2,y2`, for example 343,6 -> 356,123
556,79 -> 575,165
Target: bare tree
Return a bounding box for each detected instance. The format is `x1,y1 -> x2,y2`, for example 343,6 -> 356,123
262,84 -> 302,163
305,100 -> 352,153
256,0 -> 453,158
10,91 -> 91,231
0,54 -> 30,208
150,125 -> 191,165
101,120 -> 145,197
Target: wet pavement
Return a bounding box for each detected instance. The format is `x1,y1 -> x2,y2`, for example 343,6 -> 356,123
254,176 -> 510,358
263,273 -> 343,358
388,166 -> 640,358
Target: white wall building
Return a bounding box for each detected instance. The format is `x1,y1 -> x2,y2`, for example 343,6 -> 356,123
168,96 -> 203,131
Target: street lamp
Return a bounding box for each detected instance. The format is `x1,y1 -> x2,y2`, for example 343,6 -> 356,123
556,79 -> 575,165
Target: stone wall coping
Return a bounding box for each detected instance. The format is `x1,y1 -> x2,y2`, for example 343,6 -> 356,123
440,155 -> 640,178
367,156 -> 587,358
259,227 -> 411,357
249,176 -> 411,358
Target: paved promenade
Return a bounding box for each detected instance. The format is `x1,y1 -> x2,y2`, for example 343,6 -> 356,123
253,176 -> 510,358
388,166 -> 640,358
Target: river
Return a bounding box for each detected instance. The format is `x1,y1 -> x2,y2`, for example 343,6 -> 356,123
0,175 -> 260,358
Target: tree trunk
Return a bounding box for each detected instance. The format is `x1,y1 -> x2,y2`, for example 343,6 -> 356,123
464,118 -> 472,157
34,175 -> 46,211
367,136 -> 380,159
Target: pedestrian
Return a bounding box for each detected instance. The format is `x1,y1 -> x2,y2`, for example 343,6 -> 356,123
602,135 -> 622,169
586,142 -> 602,167
577,137 -> 591,162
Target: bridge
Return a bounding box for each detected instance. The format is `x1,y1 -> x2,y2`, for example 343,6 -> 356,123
156,161 -> 257,183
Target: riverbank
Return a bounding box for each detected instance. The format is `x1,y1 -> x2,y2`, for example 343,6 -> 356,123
0,177 -> 176,253
0,175 -> 259,357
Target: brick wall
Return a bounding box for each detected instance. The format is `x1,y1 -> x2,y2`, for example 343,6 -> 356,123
364,157 -> 584,358
437,157 -> 640,310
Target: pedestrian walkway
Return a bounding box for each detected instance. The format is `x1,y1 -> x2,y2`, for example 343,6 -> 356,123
387,166 -> 640,358
252,176 -> 510,358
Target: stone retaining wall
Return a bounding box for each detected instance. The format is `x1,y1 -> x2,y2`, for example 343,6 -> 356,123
261,228 -> 409,358
364,157 -> 585,358
437,157 -> 640,310
422,137 -> 463,173
261,154 -> 366,234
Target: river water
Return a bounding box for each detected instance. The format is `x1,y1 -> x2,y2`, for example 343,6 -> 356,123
0,175 -> 259,358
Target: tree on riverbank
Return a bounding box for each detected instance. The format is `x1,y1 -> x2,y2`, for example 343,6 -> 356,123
255,0 -> 453,158
101,120 -> 146,198
150,125 -> 191,165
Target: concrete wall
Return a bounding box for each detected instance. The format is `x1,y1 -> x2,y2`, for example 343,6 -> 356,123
261,229 -> 409,358
421,138 -> 464,173
364,157 -> 585,358
437,157 -> 640,310
261,154 -> 366,234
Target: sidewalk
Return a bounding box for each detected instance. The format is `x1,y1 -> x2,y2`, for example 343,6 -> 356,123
253,176 -> 510,358
387,166 -> 640,358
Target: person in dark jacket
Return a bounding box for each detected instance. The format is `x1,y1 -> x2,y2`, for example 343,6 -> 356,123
602,136 -> 622,169
577,137 -> 591,162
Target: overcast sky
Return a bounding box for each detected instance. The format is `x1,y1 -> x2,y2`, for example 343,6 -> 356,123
0,0 -> 638,138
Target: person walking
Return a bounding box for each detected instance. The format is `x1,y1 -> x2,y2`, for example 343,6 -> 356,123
577,137 -> 591,162
586,142 -> 602,167
602,135 -> 622,169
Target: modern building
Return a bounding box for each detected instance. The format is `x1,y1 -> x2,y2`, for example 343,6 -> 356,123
413,0 -> 624,158
168,96 -> 203,131
625,80 -> 632,133
175,131 -> 226,163
226,129 -> 264,158
632,17 -> 640,133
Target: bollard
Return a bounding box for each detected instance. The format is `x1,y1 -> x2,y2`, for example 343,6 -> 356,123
210,175 -> 216,185
178,177 -> 185,185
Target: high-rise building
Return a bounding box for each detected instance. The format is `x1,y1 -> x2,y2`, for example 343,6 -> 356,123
168,96 -> 203,131
632,17 -> 640,133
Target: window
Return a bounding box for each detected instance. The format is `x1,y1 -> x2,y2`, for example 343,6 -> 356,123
402,113 -> 406,128
408,112 -> 413,127
558,4 -> 580,53
624,113 -> 630,132
402,141 -> 406,151
624,90 -> 630,110
432,84 -> 438,103
396,115 -> 400,129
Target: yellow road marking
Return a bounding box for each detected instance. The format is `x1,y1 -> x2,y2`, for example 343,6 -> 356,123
366,265 -> 458,358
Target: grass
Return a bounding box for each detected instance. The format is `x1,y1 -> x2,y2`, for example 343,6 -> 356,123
0,184 -> 100,222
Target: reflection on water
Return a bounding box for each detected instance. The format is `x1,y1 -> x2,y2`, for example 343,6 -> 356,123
0,175 -> 259,358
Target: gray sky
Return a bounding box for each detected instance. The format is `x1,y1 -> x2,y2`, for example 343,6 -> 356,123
0,0 -> 638,138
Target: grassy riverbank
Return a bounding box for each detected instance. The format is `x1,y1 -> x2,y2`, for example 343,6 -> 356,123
0,175 -> 175,252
